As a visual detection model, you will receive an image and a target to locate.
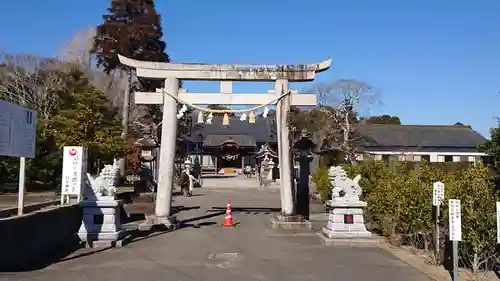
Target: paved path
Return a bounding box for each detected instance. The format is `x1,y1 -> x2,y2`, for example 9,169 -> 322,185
2,185 -> 431,281
0,193 -> 58,209
200,174 -> 279,189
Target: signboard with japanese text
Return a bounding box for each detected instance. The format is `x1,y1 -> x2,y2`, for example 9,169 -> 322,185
61,146 -> 88,196
0,100 -> 36,158
449,199 -> 462,241
433,181 -> 445,206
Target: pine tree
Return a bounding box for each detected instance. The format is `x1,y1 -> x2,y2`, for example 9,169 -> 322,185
92,0 -> 169,75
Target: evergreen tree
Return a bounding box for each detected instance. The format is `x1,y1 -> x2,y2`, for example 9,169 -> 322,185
92,0 -> 169,75
93,0 -> 171,176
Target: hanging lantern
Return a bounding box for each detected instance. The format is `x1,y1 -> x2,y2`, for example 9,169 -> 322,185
197,111 -> 204,124
249,111 -> 256,124
222,113 -> 230,126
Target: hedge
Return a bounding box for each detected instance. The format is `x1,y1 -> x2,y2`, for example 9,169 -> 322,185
312,160 -> 498,271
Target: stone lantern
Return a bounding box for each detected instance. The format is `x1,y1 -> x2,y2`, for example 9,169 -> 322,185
135,134 -> 158,162
292,129 -> 316,220
254,144 -> 279,187
134,133 -> 159,185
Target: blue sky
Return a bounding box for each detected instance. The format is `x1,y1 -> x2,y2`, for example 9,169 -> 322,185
1,1 -> 499,137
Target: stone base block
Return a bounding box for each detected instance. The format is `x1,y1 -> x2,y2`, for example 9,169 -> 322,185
79,230 -> 131,248
138,215 -> 178,231
317,232 -> 383,247
322,226 -> 372,238
269,214 -> 312,230
86,234 -> 133,248
323,199 -> 371,238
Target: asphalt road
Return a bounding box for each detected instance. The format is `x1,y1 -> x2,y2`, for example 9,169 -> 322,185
1,178 -> 431,281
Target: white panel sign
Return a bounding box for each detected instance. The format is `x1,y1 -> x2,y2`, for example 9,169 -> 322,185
449,199 -> 462,241
61,146 -> 88,195
497,202 -> 500,244
433,181 -> 445,206
0,100 -> 36,158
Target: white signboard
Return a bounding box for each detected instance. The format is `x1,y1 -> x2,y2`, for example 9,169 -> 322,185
449,199 -> 462,241
497,202 -> 500,244
0,100 -> 36,158
433,182 -> 445,206
61,146 -> 87,195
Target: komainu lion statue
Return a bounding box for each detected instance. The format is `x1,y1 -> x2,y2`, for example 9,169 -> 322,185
328,166 -> 362,202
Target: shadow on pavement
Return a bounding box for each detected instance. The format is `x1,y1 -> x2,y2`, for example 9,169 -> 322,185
180,211 -> 226,225
209,206 -> 281,215
180,221 -> 218,229
201,175 -> 238,179
171,205 -> 201,215
0,238 -> 84,272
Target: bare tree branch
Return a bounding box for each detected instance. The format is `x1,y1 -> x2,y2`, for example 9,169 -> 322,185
56,27 -> 129,110
0,52 -> 66,120
292,79 -> 381,163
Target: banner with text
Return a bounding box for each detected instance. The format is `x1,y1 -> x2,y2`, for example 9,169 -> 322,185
61,146 -> 88,196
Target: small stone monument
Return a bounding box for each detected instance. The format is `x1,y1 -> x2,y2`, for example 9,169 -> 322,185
260,157 -> 271,188
78,159 -> 130,248
320,166 -> 378,245
254,144 -> 278,188
267,159 -> 275,182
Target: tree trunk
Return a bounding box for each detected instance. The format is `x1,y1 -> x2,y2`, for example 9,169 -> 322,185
119,70 -> 132,177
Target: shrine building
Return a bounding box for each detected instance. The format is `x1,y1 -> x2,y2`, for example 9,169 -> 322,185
183,113 -> 278,174
182,116 -> 489,174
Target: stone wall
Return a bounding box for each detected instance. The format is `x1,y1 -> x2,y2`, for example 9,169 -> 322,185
0,204 -> 83,271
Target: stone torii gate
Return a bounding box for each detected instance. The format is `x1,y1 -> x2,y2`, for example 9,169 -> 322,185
118,55 -> 331,228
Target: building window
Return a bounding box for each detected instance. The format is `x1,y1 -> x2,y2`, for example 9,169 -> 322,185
382,155 -> 390,163
405,154 -> 414,161
413,155 -> 422,162
421,155 -> 430,162
444,155 -> 453,162
452,156 -> 461,162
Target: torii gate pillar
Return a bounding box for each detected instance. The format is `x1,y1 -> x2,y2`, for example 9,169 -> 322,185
275,79 -> 294,215
155,77 -> 179,225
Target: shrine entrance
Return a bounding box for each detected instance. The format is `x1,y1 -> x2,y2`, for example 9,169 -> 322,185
218,138 -> 241,173
118,54 -> 331,228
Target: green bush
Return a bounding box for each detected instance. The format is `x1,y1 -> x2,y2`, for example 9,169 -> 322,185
311,165 -> 332,203
342,160 -> 498,270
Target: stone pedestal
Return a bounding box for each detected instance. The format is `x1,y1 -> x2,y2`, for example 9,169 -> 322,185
138,214 -> 178,231
78,198 -> 131,248
269,214 -> 311,230
320,200 -> 380,246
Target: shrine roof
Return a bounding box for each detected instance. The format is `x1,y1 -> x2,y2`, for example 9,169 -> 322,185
254,143 -> 278,158
185,114 -> 276,145
356,124 -> 488,152
204,135 -> 256,147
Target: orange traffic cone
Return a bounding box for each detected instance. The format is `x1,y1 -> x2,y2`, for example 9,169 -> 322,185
223,201 -> 234,227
